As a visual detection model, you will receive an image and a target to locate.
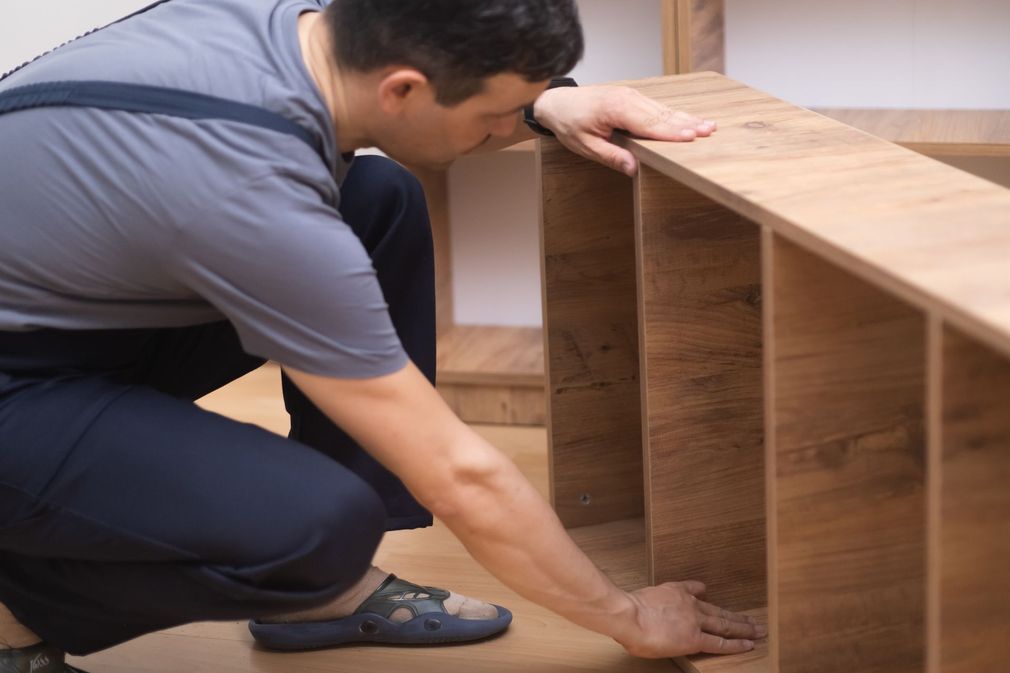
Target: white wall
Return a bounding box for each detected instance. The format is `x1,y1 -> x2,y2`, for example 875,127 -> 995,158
725,0 -> 1010,109
1,1 -> 150,73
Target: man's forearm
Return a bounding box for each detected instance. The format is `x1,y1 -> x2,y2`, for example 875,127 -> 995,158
436,434 -> 638,644
283,362 -> 637,643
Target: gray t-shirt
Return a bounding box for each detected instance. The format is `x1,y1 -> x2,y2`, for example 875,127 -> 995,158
0,0 -> 409,379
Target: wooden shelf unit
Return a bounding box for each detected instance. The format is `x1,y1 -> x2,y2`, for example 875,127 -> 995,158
540,72 -> 1010,673
435,324 -> 545,425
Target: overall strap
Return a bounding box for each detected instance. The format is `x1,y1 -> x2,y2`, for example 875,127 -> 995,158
0,80 -> 324,159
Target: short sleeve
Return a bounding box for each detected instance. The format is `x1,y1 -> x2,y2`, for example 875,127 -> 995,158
166,170 -> 409,379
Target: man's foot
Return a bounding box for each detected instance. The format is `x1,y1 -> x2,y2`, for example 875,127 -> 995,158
249,565 -> 512,650
0,641 -> 89,673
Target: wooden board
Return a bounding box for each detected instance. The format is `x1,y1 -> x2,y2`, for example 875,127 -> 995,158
635,165 -> 765,609
609,72 -> 1010,361
816,108 -> 1010,157
933,326 -> 1010,673
767,234 -> 926,673
437,325 -> 544,387
539,137 -> 646,528
412,167 -> 453,337
662,0 -> 726,75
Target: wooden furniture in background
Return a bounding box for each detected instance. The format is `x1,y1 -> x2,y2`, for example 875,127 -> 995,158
539,71 -> 1010,673
660,0 -> 1010,158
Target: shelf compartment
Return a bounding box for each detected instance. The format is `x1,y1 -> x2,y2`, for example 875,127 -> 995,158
766,233 -> 927,673
636,166 -> 766,610
540,138 -> 645,529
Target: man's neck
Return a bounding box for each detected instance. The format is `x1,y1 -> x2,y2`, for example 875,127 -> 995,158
297,10 -> 369,153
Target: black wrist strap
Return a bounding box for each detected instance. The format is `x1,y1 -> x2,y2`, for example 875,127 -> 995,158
523,77 -> 578,137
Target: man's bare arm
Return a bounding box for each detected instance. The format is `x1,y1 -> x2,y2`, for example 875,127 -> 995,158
284,362 -> 763,658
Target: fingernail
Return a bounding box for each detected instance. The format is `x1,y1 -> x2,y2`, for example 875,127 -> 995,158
745,640 -> 755,649
680,129 -> 696,139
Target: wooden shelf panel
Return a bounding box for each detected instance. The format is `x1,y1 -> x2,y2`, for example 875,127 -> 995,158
567,518 -> 649,591
767,233 -> 927,673
610,72 -> 1010,361
637,165 -> 766,611
932,325 -> 1010,673
436,325 -> 543,387
540,139 -> 646,528
815,107 -> 1010,157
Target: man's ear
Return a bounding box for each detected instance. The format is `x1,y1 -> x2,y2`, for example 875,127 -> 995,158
376,68 -> 431,115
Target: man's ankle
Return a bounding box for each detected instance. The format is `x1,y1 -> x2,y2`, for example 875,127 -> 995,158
0,602 -> 43,650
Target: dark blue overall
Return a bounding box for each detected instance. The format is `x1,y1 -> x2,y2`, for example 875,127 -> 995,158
0,0 -> 435,655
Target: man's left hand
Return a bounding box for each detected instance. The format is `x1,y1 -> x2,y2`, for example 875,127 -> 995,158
533,85 -> 717,177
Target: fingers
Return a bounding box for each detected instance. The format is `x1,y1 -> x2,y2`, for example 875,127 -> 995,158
681,580 -> 707,596
695,599 -> 768,643
700,613 -> 766,640
699,633 -> 756,655
580,134 -> 638,177
615,89 -> 717,141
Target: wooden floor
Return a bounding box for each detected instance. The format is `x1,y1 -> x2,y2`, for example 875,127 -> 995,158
68,364 -> 678,673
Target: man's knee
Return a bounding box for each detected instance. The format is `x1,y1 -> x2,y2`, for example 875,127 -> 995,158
226,465 -> 387,593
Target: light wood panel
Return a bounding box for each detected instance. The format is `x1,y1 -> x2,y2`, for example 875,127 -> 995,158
610,72 -> 1010,362
539,137 -> 645,528
662,0 -> 726,75
768,234 -> 926,673
412,167 -> 453,337
932,326 -> 1010,673
816,108 -> 1010,157
635,166 -> 765,609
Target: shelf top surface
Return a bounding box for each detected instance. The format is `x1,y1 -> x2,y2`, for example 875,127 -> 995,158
606,72 -> 1010,356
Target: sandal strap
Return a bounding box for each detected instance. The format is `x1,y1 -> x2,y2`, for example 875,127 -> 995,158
353,574 -> 451,620
0,642 -> 70,673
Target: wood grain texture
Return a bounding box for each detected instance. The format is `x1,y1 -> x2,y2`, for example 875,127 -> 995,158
934,326 -> 1010,673
635,166 -> 765,609
662,1 -> 726,75
816,108 -> 1010,157
769,235 -> 926,673
412,167 -> 453,338
539,137 -> 646,528
436,325 -> 544,387
609,72 -> 1010,361
437,381 -> 545,426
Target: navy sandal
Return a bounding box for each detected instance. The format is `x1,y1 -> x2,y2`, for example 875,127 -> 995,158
0,642 -> 89,673
248,574 -> 512,650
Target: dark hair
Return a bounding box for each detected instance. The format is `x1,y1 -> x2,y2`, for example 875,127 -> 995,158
323,0 -> 584,106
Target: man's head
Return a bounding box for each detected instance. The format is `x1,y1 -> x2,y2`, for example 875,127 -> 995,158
321,0 -> 583,166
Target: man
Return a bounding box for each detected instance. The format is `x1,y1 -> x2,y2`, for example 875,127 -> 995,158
0,0 -> 763,669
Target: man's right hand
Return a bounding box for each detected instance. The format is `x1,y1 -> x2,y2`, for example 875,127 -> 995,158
613,581 -> 766,659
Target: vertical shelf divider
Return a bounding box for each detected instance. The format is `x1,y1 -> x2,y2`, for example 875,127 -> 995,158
538,138 -> 644,529
933,325 -> 1010,673
768,234 -> 927,673
634,165 -> 765,607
